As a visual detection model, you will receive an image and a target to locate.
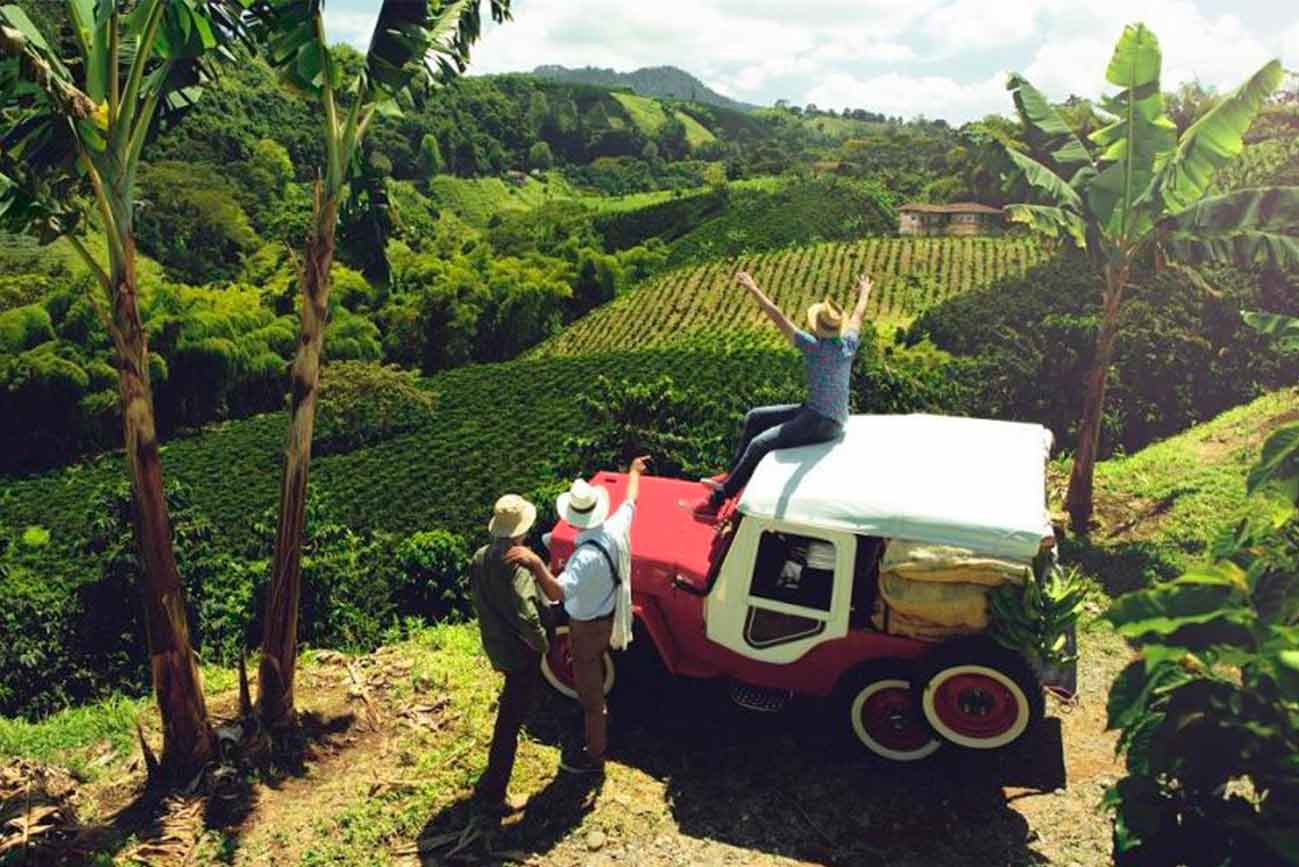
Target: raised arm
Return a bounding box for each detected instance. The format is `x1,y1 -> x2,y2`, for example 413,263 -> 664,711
846,273 -> 872,333
737,272 -> 799,344
624,455 -> 650,505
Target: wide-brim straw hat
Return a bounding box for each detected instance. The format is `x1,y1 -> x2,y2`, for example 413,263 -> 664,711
806,298 -> 844,338
488,494 -> 537,539
556,478 -> 610,529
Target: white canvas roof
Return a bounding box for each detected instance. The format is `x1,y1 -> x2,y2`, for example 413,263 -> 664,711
737,414 -> 1055,560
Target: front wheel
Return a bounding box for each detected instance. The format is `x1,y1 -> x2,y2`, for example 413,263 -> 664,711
540,625 -> 615,699
915,636 -> 1044,750
837,661 -> 942,762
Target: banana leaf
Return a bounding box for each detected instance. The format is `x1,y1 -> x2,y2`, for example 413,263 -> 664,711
1150,60 -> 1284,214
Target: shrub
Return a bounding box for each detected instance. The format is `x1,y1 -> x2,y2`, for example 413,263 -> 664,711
528,141 -> 555,170
0,303 -> 54,353
135,161 -> 261,283
395,530 -> 473,620
905,256 -> 1299,455
1103,427 -> 1299,866
314,361 -> 438,455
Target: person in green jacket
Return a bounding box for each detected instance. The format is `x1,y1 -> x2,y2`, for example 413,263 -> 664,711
470,494 -> 564,815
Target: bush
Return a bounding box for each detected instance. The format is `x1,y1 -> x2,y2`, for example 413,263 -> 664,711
905,256 -> 1299,455
0,303 -> 55,353
528,141 -> 555,170
314,361 -> 438,455
1103,423 -> 1299,866
395,530 -> 473,620
135,161 -> 261,283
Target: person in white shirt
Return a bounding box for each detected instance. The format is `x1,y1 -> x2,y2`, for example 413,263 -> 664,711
509,455 -> 648,775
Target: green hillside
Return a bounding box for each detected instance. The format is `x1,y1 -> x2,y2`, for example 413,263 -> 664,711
2,346 -> 806,552
534,236 -> 1045,357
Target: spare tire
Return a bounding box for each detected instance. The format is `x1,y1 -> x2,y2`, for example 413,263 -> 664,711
914,636 -> 1043,750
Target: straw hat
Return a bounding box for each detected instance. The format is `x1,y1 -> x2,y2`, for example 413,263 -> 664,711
488,494 -> 537,539
806,298 -> 844,338
556,478 -> 610,529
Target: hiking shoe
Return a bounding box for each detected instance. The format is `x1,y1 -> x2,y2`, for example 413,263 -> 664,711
699,476 -> 726,494
476,793 -> 528,816
679,496 -> 721,521
559,749 -> 606,775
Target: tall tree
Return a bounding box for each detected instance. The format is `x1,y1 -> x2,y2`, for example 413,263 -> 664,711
0,0 -> 250,781
1000,23 -> 1298,530
252,0 -> 511,729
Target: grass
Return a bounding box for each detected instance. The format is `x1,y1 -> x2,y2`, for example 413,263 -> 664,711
611,92 -> 669,135
0,694 -> 144,776
1091,388 -> 1299,553
675,110 -> 717,147
426,174 -> 568,226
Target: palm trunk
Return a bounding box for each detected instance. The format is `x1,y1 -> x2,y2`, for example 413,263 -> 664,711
1065,266 -> 1126,532
258,188 -> 338,729
110,238 -> 214,780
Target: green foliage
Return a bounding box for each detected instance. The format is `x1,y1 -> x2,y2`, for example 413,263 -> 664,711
0,302 -> 54,352
135,161 -> 261,283
540,236 -> 1043,358
394,530 -> 473,619
528,140 -> 555,171
905,256 -> 1299,455
1103,505 -> 1299,864
989,554 -> 1089,669
0,474 -> 475,718
664,177 -> 897,266
595,186 -> 729,250
314,361 -> 438,456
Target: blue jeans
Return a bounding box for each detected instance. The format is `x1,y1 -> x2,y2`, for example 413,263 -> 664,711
718,404 -> 843,500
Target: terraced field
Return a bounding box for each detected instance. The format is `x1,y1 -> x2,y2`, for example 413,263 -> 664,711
534,236 -> 1046,356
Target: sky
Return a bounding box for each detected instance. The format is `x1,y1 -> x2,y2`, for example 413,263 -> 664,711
325,1 -> 1297,124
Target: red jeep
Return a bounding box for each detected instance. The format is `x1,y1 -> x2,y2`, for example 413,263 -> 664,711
541,414 -> 1069,761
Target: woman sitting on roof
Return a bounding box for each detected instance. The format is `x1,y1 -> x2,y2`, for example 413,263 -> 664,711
682,270 -> 872,520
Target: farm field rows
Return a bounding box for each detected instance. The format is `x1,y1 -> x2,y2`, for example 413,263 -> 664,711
2,346 -> 805,554
533,235 -> 1046,357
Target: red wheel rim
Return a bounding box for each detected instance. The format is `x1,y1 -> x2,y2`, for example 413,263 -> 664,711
547,632 -> 577,690
859,685 -> 933,753
930,673 -> 1021,740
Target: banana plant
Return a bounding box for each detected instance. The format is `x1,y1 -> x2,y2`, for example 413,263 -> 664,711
0,0 -> 251,782
1000,23 -> 1299,531
251,0 -> 511,729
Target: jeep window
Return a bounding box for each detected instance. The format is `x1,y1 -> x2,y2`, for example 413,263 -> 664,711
750,531 -> 835,612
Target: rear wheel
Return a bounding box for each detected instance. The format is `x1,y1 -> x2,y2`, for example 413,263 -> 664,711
540,625 -> 615,699
837,661 -> 941,762
915,637 -> 1043,750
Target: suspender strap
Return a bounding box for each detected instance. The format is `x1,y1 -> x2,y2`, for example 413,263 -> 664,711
577,539 -> 621,585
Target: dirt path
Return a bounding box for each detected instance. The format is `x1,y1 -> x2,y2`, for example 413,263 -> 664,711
6,619 -> 1123,867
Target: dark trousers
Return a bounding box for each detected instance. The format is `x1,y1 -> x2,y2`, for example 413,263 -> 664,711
719,403 -> 842,499
477,659 -> 540,801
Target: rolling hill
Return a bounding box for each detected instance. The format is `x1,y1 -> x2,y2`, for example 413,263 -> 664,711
533,236 -> 1046,356
532,64 -> 756,112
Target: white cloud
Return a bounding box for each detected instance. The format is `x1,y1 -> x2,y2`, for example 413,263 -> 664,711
326,0 -> 1286,123
322,10 -> 378,50
1280,21 -> 1299,69
1020,0 -> 1275,101
924,0 -> 1042,56
803,71 -> 1007,122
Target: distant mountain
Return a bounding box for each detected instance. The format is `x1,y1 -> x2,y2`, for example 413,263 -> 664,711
531,64 -> 757,113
